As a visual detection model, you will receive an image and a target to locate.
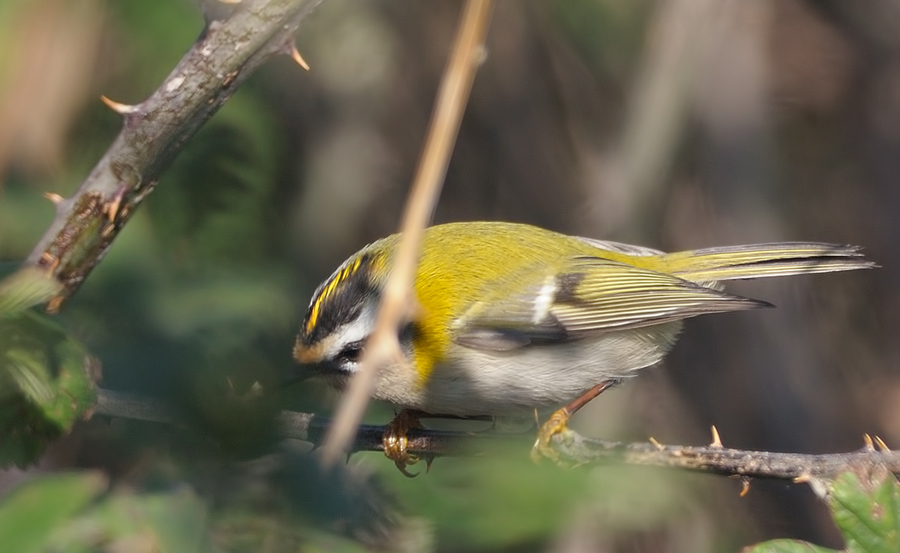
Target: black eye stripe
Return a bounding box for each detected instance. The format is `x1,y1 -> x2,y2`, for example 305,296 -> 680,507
337,340 -> 365,363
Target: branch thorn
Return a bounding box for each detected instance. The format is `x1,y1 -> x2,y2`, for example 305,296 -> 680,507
102,185 -> 128,222
874,435 -> 891,452
288,43 -> 310,70
40,252 -> 60,273
739,477 -> 751,497
100,95 -> 140,115
863,433 -> 875,452
794,473 -> 828,499
649,436 -> 664,451
710,425 -> 723,448
43,192 -> 64,205
47,296 -> 64,314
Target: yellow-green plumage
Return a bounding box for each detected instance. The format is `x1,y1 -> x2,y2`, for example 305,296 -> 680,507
294,222 -> 873,417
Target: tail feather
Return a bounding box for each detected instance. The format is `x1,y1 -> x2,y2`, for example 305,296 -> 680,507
659,242 -> 876,283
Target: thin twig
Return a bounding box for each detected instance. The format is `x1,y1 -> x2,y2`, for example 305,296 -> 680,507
21,0 -> 322,309
93,389 -> 900,481
94,389 -> 515,457
318,0 -> 496,467
550,430 -> 900,481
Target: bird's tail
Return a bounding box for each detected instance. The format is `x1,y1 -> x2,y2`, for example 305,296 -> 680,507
658,242 -> 876,283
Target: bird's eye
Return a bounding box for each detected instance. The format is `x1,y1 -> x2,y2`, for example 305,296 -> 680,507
337,342 -> 364,363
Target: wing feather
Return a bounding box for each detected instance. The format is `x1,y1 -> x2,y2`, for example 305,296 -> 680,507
452,256 -> 768,351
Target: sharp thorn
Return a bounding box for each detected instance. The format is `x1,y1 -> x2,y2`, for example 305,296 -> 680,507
103,185 -> 128,222
863,433 -> 875,452
795,474 -> 828,499
648,436 -> 664,451
219,0 -> 242,3
874,436 -> 890,451
710,425 -> 723,448
288,43 -> 310,70
47,296 -> 64,314
739,478 -> 751,497
40,252 -> 60,272
43,192 -> 64,205
100,95 -> 140,115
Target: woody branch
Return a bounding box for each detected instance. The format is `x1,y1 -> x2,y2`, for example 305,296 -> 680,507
22,0 -> 321,311
96,389 -> 900,482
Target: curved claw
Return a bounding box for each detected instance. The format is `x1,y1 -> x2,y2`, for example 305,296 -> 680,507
530,407 -> 571,464
395,461 -> 420,478
383,410 -> 424,476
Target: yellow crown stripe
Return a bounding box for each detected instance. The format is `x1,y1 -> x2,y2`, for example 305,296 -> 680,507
305,256 -> 364,333
306,298 -> 322,332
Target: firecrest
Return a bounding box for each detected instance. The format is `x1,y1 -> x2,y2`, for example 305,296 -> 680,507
293,221 -> 873,468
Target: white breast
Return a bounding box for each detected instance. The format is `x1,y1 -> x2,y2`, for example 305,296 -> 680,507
374,322 -> 683,417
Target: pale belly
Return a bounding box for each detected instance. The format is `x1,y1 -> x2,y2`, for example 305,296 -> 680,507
372,322 -> 682,417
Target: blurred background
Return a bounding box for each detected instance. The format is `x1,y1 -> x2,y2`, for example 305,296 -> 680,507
0,0 -> 897,551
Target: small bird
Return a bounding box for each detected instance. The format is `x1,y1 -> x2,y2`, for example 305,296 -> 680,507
294,221 -> 873,471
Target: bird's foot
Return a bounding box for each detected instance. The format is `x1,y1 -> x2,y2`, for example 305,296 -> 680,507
531,379 -> 620,465
383,409 -> 425,477
530,407 -> 572,464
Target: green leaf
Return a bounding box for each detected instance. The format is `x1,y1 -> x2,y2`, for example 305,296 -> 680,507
0,472 -> 107,553
0,268 -> 63,316
831,471 -> 900,553
743,539 -> 838,553
0,312 -> 99,468
73,489 -> 209,553
4,476 -> 211,553
745,471 -> 900,553
4,347 -> 53,403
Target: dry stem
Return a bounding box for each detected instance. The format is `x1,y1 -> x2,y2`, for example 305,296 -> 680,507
318,0 -> 495,467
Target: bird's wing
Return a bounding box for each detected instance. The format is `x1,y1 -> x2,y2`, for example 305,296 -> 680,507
452,256 -> 768,352
574,236 -> 665,257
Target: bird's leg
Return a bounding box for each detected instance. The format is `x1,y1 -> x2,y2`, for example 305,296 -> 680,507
531,379 -> 620,463
383,409 -> 425,477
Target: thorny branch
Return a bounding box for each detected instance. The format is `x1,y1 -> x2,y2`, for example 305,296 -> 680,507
95,389 -> 900,483
22,0 -> 321,310
18,0 -> 897,489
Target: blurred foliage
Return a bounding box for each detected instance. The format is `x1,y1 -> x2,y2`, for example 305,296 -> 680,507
0,0 -> 898,551
0,472 -> 109,553
0,268 -> 97,467
747,471 -> 900,553
0,471 -> 211,553
0,267 -> 63,314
